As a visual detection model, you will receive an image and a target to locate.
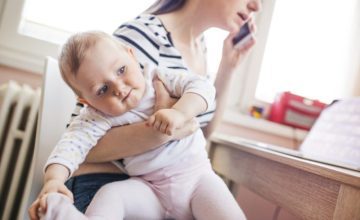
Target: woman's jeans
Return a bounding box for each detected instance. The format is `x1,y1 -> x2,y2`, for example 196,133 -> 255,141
65,173 -> 129,213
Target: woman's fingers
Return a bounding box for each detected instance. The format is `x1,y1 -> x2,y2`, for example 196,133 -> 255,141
224,32 -> 238,48
153,78 -> 165,93
147,115 -> 155,127
248,17 -> 257,34
154,79 -> 168,111
242,37 -> 256,51
153,79 -> 177,111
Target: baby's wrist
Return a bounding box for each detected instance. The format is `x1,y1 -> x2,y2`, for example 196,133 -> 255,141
44,163 -> 70,183
44,178 -> 64,184
171,107 -> 190,120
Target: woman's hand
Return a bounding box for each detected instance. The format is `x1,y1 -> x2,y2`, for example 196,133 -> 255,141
171,118 -> 199,140
153,77 -> 199,139
220,19 -> 257,74
207,20 -> 257,138
153,78 -> 177,111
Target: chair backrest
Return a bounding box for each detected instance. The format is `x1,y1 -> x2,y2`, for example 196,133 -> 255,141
24,57 -> 77,219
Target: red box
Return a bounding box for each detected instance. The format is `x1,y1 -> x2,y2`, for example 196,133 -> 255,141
269,92 -> 327,130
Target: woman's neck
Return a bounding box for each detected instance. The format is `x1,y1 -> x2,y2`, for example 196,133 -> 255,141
157,0 -> 212,48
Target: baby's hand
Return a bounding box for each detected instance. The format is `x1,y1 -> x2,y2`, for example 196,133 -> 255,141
147,109 -> 187,135
28,179 -> 73,220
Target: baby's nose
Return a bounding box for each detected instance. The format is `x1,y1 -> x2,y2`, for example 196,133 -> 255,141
113,85 -> 127,97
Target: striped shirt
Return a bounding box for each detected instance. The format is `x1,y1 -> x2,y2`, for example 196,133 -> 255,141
69,13 -> 215,127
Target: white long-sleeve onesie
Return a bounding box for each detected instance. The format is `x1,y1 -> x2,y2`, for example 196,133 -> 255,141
45,65 -> 215,176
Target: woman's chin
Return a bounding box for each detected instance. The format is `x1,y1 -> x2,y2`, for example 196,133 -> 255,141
223,23 -> 239,34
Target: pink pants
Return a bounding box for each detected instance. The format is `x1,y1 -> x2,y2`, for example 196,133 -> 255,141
43,157 -> 246,220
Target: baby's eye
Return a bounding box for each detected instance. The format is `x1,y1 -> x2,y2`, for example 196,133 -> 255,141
97,85 -> 108,96
116,66 -> 126,75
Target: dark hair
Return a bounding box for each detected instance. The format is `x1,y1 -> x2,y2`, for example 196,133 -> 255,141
145,0 -> 186,15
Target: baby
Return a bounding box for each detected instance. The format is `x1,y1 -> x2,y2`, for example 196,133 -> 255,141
30,31 -> 245,220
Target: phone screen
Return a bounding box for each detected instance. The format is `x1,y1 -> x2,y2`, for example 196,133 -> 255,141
232,22 -> 251,46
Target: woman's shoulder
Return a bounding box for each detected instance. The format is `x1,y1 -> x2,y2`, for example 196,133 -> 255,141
114,13 -> 169,42
113,14 -> 176,67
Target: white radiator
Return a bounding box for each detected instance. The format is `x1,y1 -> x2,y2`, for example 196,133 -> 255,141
0,81 -> 41,220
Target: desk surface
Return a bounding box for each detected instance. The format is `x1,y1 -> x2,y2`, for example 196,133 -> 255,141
210,133 -> 360,219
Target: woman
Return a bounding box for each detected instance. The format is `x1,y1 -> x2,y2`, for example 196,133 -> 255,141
30,0 -> 261,216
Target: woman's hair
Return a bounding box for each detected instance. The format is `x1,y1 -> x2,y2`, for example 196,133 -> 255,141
145,0 -> 186,15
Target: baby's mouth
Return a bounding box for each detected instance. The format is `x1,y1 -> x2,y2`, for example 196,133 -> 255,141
122,89 -> 132,102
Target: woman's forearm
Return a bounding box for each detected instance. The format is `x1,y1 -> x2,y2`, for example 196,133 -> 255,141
72,162 -> 123,176
204,66 -> 235,138
85,121 -> 172,163
204,30 -> 256,137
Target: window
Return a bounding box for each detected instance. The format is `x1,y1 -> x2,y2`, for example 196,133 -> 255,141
0,0 -> 231,76
0,0 -> 154,72
255,0 -> 359,104
0,0 -> 359,136
21,0 -> 155,44
222,0 -> 359,136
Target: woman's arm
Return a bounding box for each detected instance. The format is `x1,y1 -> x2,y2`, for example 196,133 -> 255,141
87,119 -> 199,162
86,122 -> 170,162
85,80 -> 197,163
203,29 -> 256,138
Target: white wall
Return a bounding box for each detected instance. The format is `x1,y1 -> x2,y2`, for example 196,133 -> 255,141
0,0 -> 5,17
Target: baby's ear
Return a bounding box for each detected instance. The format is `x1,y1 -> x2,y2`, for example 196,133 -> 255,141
77,97 -> 89,105
127,47 -> 135,57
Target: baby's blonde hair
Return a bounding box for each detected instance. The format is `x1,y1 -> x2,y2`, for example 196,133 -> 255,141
58,31 -> 124,96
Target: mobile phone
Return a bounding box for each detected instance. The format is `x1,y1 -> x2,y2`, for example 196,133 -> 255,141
232,22 -> 253,49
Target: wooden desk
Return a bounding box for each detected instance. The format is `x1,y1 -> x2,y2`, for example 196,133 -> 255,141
209,133 -> 360,220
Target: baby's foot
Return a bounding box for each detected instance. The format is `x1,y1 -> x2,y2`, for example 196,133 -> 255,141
41,193 -> 87,220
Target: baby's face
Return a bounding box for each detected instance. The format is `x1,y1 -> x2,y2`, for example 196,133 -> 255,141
71,38 -> 146,116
